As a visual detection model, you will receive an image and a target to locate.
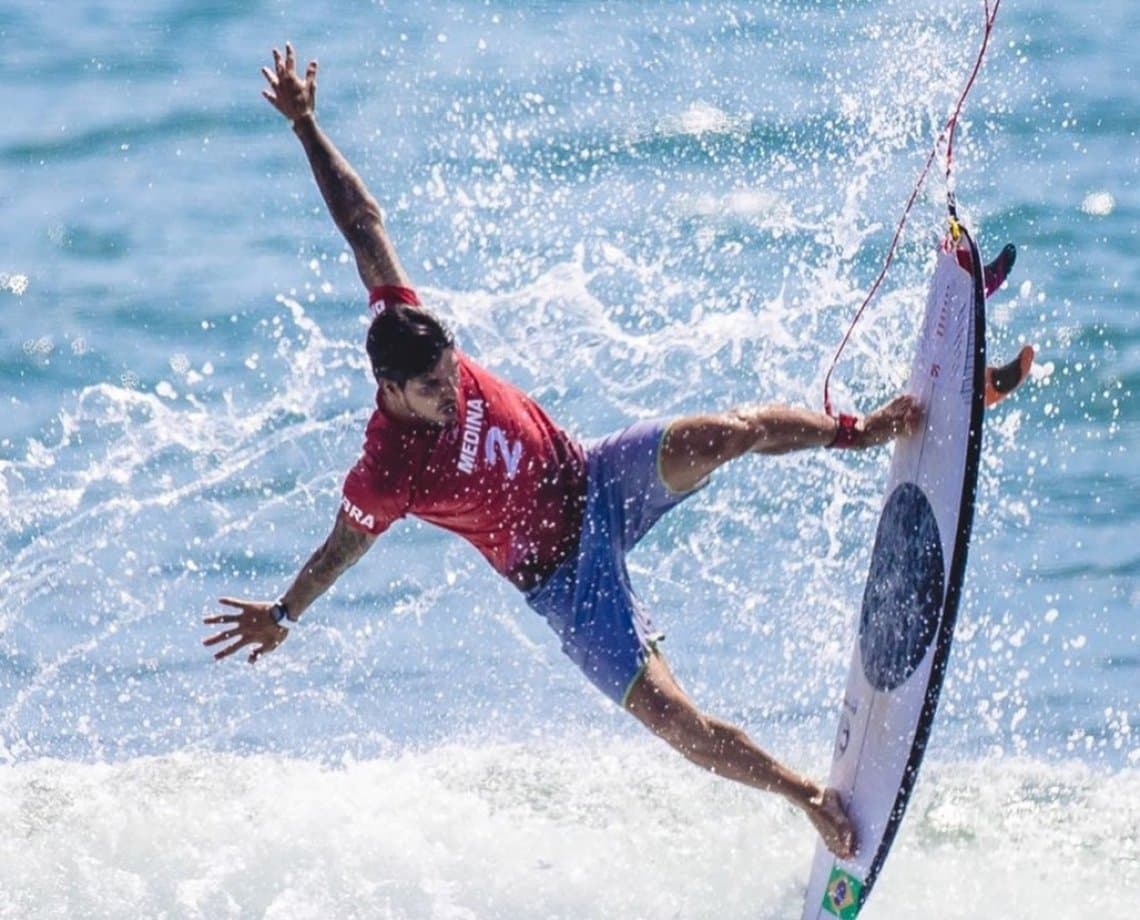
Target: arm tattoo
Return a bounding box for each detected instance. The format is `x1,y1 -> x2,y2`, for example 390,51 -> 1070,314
321,517 -> 373,572
294,118 -> 377,246
292,117 -> 407,286
285,514 -> 376,616
307,516 -> 372,584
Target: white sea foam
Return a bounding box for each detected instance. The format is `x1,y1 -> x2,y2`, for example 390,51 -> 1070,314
657,101 -> 752,139
0,744 -> 1134,919
1080,191 -> 1115,217
1,272 -> 29,295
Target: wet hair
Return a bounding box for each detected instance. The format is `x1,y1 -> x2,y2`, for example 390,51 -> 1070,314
366,302 -> 455,386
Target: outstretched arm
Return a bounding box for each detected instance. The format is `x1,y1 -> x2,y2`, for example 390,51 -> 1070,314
262,43 -> 410,291
203,509 -> 377,663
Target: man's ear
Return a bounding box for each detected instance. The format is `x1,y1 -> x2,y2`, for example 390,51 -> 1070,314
378,379 -> 402,400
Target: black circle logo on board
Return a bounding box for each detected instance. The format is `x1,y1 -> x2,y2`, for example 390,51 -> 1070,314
859,483 -> 945,692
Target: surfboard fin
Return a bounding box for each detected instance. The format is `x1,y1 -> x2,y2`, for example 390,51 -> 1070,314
985,344 -> 1035,408
983,243 -> 1016,298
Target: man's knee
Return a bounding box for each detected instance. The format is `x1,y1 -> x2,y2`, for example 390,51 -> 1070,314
659,413 -> 754,492
668,413 -> 753,460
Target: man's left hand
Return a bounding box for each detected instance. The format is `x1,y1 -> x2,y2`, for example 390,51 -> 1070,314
203,597 -> 289,664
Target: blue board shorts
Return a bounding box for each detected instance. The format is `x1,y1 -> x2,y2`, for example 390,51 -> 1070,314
524,419 -> 703,706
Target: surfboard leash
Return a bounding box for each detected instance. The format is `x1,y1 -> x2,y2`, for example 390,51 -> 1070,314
822,0 -> 1003,419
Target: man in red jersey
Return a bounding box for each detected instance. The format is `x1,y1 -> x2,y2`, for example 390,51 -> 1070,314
204,45 -> 923,859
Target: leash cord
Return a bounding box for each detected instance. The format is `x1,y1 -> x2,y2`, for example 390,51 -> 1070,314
822,0 -> 1002,417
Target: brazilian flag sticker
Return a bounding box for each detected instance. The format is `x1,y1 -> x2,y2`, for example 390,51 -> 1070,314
822,866 -> 864,919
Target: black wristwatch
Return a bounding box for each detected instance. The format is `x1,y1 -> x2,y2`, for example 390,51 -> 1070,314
270,601 -> 295,627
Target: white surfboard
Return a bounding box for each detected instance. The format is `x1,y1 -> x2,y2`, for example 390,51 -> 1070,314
802,225 -> 986,920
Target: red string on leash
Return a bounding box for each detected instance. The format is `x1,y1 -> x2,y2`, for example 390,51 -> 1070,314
821,0 -> 1002,419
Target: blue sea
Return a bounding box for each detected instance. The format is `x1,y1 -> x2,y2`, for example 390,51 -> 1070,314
1,1 -> 1136,917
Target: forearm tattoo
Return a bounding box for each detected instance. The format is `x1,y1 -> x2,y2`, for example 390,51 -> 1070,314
295,120 -> 377,247
308,519 -> 371,586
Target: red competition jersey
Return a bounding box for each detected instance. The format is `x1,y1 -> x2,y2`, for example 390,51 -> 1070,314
342,289 -> 586,590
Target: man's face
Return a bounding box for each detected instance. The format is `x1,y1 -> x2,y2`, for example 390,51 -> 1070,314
388,348 -> 460,426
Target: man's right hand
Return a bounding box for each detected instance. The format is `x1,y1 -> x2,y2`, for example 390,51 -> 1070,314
203,598 -> 289,664
262,42 -> 317,125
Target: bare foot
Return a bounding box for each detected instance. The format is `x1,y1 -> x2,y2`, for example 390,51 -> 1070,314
807,788 -> 857,859
859,394 -> 924,448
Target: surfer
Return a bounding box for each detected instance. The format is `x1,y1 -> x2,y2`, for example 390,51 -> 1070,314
203,44 -> 923,859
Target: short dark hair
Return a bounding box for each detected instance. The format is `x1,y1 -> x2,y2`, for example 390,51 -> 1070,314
366,303 -> 455,385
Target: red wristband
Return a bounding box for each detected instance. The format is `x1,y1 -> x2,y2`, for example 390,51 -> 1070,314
828,413 -> 860,449
368,284 -> 421,315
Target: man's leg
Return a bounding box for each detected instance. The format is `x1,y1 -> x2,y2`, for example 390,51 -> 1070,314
625,650 -> 856,858
659,396 -> 921,494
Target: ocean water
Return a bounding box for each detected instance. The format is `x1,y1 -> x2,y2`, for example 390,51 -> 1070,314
1,1 -> 1136,917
